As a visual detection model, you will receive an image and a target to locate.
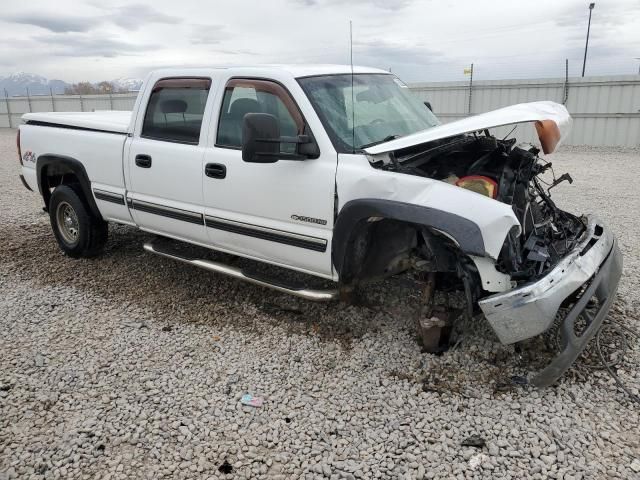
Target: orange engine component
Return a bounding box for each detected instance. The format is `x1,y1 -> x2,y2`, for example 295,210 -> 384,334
455,175 -> 498,199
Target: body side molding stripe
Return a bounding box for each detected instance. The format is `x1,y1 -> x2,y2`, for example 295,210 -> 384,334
128,198 -> 204,225
205,215 -> 327,252
124,198 -> 327,252
26,120 -> 127,135
93,189 -> 125,205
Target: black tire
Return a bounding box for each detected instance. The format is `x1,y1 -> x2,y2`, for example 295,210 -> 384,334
49,185 -> 108,258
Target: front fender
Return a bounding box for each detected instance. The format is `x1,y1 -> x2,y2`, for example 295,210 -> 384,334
332,198 -> 485,275
336,154 -> 521,260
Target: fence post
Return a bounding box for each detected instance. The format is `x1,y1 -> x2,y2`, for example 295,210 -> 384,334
4,89 -> 12,128
79,95 -> 84,112
467,63 -> 474,116
109,93 -> 114,110
50,87 -> 56,112
563,59 -> 569,105
26,88 -> 32,113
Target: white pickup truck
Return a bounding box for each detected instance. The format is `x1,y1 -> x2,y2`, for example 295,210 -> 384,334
17,65 -> 622,386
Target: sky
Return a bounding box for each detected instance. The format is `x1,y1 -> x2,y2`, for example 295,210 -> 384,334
0,0 -> 639,83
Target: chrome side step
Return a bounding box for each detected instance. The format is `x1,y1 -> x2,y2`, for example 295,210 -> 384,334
143,240 -> 339,302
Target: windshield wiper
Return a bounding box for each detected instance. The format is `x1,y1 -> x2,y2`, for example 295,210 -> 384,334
359,134 -> 402,150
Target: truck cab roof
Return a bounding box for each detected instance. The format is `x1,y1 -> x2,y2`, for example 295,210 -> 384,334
149,64 -> 391,79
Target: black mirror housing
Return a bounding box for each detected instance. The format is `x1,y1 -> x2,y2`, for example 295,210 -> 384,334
242,113 -> 280,163
242,113 -> 320,163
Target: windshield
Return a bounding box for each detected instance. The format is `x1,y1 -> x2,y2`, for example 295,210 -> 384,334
298,74 -> 439,153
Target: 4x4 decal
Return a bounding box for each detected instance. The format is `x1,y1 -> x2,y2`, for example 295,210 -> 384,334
22,151 -> 36,163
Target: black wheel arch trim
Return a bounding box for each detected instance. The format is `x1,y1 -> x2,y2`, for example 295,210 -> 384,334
36,154 -> 102,219
332,198 -> 486,274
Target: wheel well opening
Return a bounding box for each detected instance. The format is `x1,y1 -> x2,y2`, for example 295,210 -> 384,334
338,217 -> 484,318
41,164 -> 80,202
38,159 -> 101,219
338,218 -> 465,284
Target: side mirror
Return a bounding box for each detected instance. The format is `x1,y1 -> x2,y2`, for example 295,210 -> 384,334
242,113 -> 320,163
242,113 -> 280,163
424,101 -> 433,112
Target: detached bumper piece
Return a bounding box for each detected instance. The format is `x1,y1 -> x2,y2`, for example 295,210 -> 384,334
532,240 -> 622,387
479,216 -> 623,387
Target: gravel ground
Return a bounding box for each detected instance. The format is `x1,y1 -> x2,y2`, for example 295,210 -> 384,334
1,128 -> 639,480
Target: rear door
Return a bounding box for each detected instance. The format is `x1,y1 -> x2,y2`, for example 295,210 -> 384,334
202,77 -> 337,278
126,77 -> 213,245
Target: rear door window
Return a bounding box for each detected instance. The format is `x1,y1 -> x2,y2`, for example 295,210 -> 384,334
142,78 -> 211,144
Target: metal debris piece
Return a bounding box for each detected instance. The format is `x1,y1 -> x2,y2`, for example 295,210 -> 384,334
418,307 -> 451,353
461,435 -> 486,448
240,394 -> 264,408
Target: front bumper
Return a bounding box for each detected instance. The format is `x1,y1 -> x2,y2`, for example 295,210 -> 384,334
479,216 -> 623,387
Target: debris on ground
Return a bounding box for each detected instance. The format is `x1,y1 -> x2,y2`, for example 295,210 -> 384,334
469,453 -> 489,470
261,302 -> 303,316
218,460 -> 233,474
510,375 -> 528,385
461,435 -> 486,448
240,394 -> 264,407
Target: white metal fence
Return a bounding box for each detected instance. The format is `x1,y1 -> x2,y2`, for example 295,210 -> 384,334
2,75 -> 639,146
0,93 -> 138,128
410,75 -> 640,147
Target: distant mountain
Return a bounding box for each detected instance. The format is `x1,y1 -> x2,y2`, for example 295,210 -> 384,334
0,72 -> 143,97
109,77 -> 143,92
0,72 -> 68,96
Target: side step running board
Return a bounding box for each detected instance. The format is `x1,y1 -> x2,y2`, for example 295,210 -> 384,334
143,240 -> 339,302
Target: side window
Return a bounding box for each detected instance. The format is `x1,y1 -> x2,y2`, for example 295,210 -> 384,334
142,78 -> 211,144
216,79 -> 304,152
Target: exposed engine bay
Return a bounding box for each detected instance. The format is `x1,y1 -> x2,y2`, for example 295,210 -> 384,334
369,132 -> 586,286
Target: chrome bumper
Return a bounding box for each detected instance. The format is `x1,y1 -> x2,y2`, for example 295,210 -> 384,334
479,216 -> 623,386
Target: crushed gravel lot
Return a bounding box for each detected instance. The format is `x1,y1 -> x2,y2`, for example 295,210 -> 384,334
1,127 -> 639,479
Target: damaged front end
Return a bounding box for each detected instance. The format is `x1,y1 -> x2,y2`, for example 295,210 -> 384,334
362,105 -> 622,386
481,216 -> 622,386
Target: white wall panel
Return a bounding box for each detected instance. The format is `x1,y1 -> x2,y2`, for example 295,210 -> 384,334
409,75 -> 640,146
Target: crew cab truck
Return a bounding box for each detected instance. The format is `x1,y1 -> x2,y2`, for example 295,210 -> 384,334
17,65 -> 622,386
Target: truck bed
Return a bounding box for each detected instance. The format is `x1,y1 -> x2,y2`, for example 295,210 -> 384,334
22,111 -> 132,134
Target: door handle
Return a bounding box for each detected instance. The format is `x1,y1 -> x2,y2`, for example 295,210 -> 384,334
205,163 -> 226,179
135,154 -> 152,168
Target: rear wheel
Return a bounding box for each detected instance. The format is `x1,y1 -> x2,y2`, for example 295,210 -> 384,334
49,185 -> 108,257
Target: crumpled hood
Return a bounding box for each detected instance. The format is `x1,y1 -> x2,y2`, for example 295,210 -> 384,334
364,101 -> 572,155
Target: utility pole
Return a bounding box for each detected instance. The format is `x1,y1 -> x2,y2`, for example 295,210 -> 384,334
582,3 -> 595,77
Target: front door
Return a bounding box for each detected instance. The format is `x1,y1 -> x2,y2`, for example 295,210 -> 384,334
127,77 -> 213,245
202,77 -> 337,278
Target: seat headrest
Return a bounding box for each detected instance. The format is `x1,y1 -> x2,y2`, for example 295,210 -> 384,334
160,99 -> 188,114
229,98 -> 261,119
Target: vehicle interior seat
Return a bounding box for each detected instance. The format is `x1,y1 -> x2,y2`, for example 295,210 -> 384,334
218,98 -> 262,147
